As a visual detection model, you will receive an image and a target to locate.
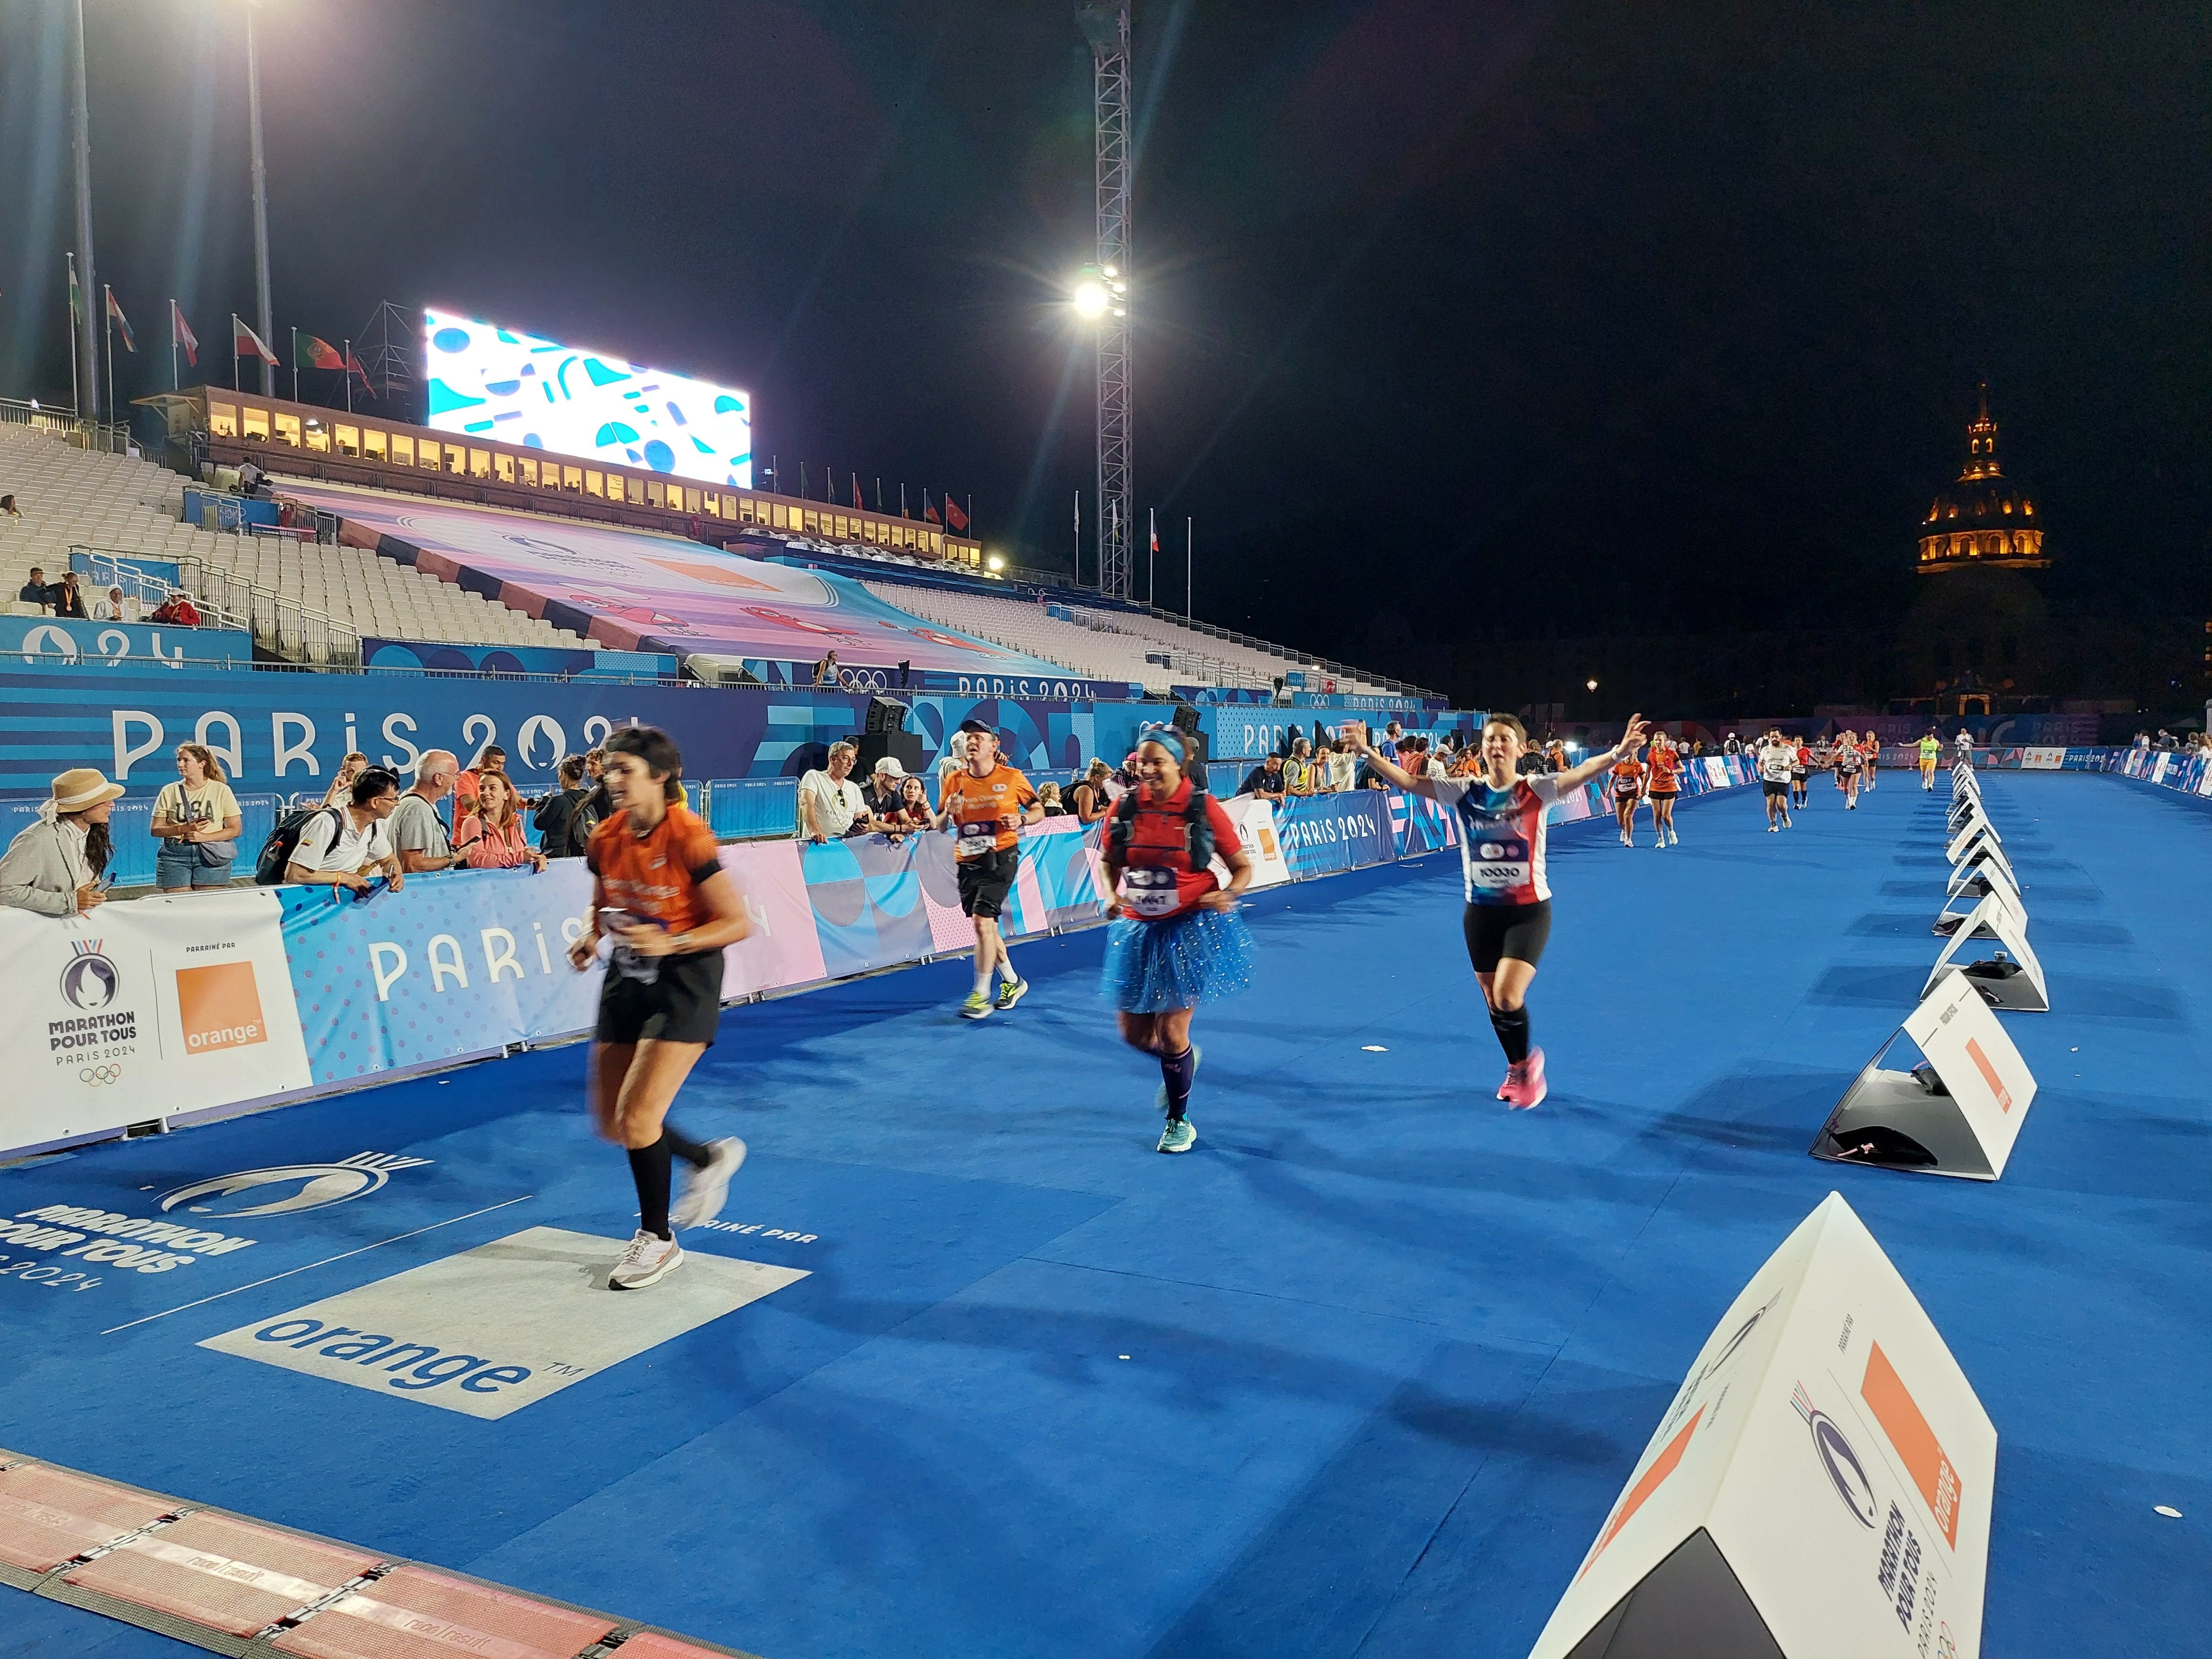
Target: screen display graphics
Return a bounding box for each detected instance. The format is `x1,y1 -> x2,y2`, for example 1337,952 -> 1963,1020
422,307 -> 752,488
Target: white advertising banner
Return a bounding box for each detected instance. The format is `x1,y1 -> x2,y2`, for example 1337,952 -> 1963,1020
1529,1193 -> 1997,1659
1816,970 -> 2039,1181
0,890 -> 311,1153
1220,795 -> 1293,890
2020,746 -> 2065,770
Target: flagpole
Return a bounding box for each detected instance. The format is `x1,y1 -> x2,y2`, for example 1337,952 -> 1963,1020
343,339 -> 352,413
66,255 -> 81,418
1148,507 -> 1155,607
170,301 -> 178,392
103,286 -> 114,426
1073,490 -> 1081,584
231,315 -> 239,392
1186,516 -> 1192,621
66,0 -> 100,421
289,327 -> 298,403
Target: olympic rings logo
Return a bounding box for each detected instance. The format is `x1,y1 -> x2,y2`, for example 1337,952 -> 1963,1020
79,1064 -> 122,1086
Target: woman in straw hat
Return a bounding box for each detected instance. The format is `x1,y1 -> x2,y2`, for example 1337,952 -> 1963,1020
0,769 -> 124,916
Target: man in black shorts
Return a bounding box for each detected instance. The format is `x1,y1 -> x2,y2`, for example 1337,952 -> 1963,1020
936,719 -> 1043,1020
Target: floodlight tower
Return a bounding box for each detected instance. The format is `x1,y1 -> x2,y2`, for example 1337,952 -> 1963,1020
1077,0 -> 1132,599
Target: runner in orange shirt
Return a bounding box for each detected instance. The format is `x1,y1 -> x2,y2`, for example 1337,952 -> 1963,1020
935,718 -> 1044,1019
565,726 -> 753,1292
1645,732 -> 1683,847
1608,746 -> 1646,847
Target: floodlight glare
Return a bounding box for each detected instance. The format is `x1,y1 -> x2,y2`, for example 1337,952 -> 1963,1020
1073,280 -> 1109,318
986,553 -> 1006,572
1586,678 -> 1599,691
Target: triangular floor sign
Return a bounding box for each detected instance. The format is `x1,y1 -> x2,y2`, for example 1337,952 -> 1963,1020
1529,1193 -> 1997,1659
1923,896 -> 2046,1012
1813,969 -> 2039,1178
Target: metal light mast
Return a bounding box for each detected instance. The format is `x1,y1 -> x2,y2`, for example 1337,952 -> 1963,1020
66,0 -> 100,420
1077,0 -> 1132,599
246,0 -> 276,397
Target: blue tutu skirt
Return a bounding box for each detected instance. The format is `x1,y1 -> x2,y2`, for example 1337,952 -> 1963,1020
1100,906 -> 1256,1012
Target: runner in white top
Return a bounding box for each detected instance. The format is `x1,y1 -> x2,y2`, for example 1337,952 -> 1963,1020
1756,730 -> 1795,831
1349,710 -> 1648,1110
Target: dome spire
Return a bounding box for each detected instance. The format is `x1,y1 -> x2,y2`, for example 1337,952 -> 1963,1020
1962,383 -> 2001,480
1916,383 -> 2048,573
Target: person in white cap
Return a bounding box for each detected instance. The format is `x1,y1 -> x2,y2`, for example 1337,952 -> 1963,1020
0,769 -> 125,916
861,754 -> 907,828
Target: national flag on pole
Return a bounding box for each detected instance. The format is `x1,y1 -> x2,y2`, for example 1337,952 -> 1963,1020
67,254 -> 83,325
851,474 -> 863,511
1149,508 -> 1158,553
171,301 -> 199,366
104,287 -> 136,353
923,491 -> 941,526
344,346 -> 373,396
232,314 -> 277,364
945,495 -> 969,532
294,332 -> 343,370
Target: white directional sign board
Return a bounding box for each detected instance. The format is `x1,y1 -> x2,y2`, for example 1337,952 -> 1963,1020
1946,815 -> 2001,863
1527,1193 -> 1997,1659
1946,841 -> 2016,900
1935,861 -> 2024,938
1814,970 -> 2038,1180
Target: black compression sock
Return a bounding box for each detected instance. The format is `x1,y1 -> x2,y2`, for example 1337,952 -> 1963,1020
1489,1005 -> 1531,1065
662,1123 -> 713,1169
1159,1045 -> 1196,1121
628,1137 -> 675,1239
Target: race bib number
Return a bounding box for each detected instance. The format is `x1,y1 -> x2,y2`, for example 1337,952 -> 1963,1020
1118,865 -> 1181,918
1468,835 -> 1530,893
957,823 -> 998,859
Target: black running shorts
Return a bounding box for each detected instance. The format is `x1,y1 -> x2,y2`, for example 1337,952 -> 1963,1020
596,948 -> 725,1047
1462,899 -> 1552,975
956,846 -> 1019,918
1763,779 -> 1789,796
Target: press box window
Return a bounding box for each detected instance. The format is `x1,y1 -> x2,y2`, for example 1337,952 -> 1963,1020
207,401 -> 239,438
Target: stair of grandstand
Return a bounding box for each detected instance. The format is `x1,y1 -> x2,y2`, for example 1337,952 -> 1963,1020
0,420 -> 589,661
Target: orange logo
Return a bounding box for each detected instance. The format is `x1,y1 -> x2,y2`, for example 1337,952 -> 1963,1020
1862,1343 -> 1963,1548
1578,1405 -> 1704,1578
175,962 -> 268,1055
1963,1037 -> 2011,1113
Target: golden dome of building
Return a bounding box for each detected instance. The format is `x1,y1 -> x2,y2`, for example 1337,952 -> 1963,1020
1916,386 -> 2050,573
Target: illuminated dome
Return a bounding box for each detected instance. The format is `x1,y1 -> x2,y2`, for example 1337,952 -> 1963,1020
1916,386 -> 2050,573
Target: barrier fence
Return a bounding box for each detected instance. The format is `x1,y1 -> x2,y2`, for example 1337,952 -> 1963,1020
0,761 -> 1770,1159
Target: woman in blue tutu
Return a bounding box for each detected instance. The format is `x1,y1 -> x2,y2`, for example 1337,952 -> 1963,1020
1099,730 -> 1255,1153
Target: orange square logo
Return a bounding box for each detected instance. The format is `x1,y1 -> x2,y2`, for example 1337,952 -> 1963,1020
175,962 -> 268,1055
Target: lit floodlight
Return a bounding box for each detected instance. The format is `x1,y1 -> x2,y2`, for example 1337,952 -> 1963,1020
1586,678 -> 1599,691
986,553 -> 1005,572
1073,280 -> 1109,318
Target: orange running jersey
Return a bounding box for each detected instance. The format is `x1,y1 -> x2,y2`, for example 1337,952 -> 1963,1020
1647,748 -> 1683,791
587,804 -> 723,932
1611,758 -> 1646,794
940,763 -> 1039,860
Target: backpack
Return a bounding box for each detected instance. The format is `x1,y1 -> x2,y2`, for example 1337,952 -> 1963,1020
566,790 -> 604,857
1107,784 -> 1217,873
256,806 -> 340,885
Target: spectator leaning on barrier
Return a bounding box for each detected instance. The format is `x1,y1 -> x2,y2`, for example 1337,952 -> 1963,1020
151,743 -> 242,892
1070,759 -> 1114,823
1283,738 -> 1317,797
1038,782 -> 1066,817
391,750 -> 462,874
798,741 -> 867,842
1239,752 -> 1287,804
458,773 -> 549,872
0,768 -> 122,916
863,757 -> 907,826
883,774 -> 933,840
286,767 -> 405,892
320,751 -> 371,808
533,754 -> 597,857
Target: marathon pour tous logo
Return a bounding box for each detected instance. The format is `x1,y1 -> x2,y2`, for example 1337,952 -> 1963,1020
159,1152 -> 433,1219
1791,1382 -> 1881,1527
52,938 -> 139,1073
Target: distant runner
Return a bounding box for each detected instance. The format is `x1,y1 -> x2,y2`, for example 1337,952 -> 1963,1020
1757,729 -> 1795,830
937,719 -> 1044,1020
1609,744 -> 1646,847
1645,733 -> 1682,848
1919,730 -> 1943,790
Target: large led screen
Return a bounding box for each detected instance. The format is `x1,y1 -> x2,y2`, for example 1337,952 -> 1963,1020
422,307 -> 752,488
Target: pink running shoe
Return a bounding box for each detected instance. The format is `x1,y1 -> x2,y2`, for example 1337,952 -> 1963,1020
1500,1047 -> 1548,1110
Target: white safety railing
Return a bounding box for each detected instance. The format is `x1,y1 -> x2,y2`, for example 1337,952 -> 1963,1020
70,543 -> 361,667
0,397 -> 133,454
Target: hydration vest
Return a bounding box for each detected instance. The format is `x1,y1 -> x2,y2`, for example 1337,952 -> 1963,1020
1107,783 -> 1217,873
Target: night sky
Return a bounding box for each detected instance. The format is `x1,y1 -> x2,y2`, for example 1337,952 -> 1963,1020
2,0 -> 2206,675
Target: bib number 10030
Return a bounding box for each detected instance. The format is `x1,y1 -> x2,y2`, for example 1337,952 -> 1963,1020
1470,836 -> 1530,891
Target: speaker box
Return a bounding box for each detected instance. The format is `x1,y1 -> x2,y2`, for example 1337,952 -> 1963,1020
853,730 -> 926,774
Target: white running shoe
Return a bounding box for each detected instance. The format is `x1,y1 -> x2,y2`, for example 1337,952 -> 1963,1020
1668,829 -> 1679,846
672,1138 -> 747,1230
609,1229 -> 684,1291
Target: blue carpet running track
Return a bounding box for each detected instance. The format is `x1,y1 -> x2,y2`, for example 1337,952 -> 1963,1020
2,772 -> 2209,1658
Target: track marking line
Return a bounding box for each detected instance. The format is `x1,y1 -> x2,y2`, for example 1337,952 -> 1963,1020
99,1195 -> 533,1336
